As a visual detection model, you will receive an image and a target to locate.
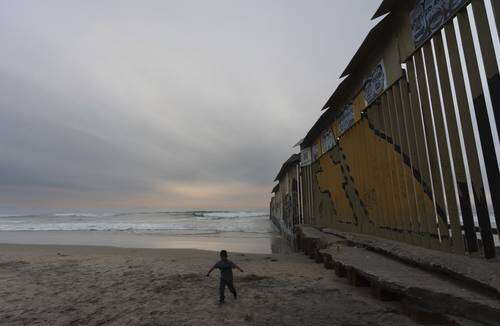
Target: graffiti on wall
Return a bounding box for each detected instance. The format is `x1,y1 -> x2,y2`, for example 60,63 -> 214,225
339,104 -> 355,135
312,143 -> 320,161
321,128 -> 335,154
410,0 -> 468,47
300,147 -> 312,166
363,61 -> 387,105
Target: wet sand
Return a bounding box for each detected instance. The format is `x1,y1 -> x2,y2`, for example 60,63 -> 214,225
0,244 -> 419,325
0,230 -> 285,254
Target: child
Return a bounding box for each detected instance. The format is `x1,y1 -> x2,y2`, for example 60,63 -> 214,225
206,250 -> 244,304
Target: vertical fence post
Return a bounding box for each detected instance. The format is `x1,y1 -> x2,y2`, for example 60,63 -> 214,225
470,0 -> 500,232
367,104 -> 391,239
471,0 -> 500,139
380,94 -> 403,240
393,80 -> 422,246
491,0 -> 500,38
386,87 -> 413,243
422,41 -> 464,254
414,51 -> 451,249
406,61 -> 437,249
433,30 -> 476,254
457,9 -> 497,258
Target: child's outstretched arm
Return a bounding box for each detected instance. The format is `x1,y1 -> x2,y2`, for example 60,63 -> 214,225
233,263 -> 244,273
206,266 -> 215,277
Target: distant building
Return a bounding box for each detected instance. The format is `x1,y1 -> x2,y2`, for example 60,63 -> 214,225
270,154 -> 301,239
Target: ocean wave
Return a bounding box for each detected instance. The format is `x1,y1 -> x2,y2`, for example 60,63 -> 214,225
53,213 -> 105,218
0,223 -> 274,233
0,210 -> 272,235
193,211 -> 268,219
0,210 -> 268,219
0,212 -> 112,219
0,214 -> 39,219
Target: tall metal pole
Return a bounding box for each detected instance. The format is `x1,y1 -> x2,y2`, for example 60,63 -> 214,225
299,165 -> 304,224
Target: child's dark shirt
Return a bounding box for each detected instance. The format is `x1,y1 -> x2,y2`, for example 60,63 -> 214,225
213,260 -> 236,280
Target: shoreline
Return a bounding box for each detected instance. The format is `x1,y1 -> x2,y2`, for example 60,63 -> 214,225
0,229 -> 287,254
0,243 -> 278,256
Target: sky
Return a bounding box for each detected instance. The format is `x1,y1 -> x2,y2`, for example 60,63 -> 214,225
0,0 -> 381,211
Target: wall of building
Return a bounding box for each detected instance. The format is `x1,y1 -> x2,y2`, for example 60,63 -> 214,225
295,0 -> 500,259
270,163 -> 300,239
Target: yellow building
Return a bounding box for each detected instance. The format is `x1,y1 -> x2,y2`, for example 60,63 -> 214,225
275,0 -> 500,259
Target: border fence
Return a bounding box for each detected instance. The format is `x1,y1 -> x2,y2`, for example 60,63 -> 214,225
273,0 -> 500,259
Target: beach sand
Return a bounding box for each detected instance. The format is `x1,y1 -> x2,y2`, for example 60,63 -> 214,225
0,244 -> 419,326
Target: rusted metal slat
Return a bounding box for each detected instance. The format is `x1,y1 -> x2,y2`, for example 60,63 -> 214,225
380,93 -> 404,241
414,50 -> 451,251
470,0 -> 500,233
434,30 -> 477,253
386,86 -> 414,244
374,101 -> 397,237
355,122 -> 370,233
398,78 -> 432,248
457,9 -> 497,258
361,115 -> 383,236
392,81 -> 423,246
366,104 -> 391,237
406,59 -> 439,248
443,22 -> 482,253
422,41 -> 464,254
491,0 -> 500,39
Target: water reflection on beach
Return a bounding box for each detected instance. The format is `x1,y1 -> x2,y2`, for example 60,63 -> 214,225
0,230 -> 289,255
0,210 -> 289,254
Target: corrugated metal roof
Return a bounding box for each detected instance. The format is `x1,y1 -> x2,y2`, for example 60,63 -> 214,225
301,108 -> 338,148
293,138 -> 304,148
274,153 -> 300,181
372,0 -> 420,19
321,75 -> 356,111
372,0 -> 398,19
321,13 -> 395,111
302,1 -> 402,147
340,14 -> 394,78
272,183 -> 280,194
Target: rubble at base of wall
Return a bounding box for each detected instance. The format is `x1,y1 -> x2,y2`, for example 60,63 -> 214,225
269,215 -> 282,234
293,225 -> 500,325
269,216 -> 295,244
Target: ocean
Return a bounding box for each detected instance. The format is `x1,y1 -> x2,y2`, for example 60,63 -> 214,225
0,209 -> 286,254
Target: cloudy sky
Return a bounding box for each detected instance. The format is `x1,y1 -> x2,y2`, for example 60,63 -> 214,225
0,0 -> 381,210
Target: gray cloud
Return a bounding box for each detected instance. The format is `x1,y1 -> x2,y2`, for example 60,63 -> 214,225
0,0 -> 380,209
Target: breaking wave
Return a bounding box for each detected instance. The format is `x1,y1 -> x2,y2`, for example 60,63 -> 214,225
0,210 -> 271,234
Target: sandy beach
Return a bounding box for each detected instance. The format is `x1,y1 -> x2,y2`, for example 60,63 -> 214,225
0,244 -> 420,326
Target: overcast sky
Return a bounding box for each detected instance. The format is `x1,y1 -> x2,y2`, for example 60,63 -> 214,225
0,0 -> 381,210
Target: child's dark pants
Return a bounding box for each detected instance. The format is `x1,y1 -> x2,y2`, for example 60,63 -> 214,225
219,278 -> 236,302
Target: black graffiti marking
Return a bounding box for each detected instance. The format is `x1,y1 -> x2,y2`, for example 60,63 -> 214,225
412,168 -> 422,184
320,189 -> 338,217
367,120 -> 448,223
341,180 -> 358,225
378,225 -> 447,239
435,206 -> 447,225
403,153 -> 411,166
